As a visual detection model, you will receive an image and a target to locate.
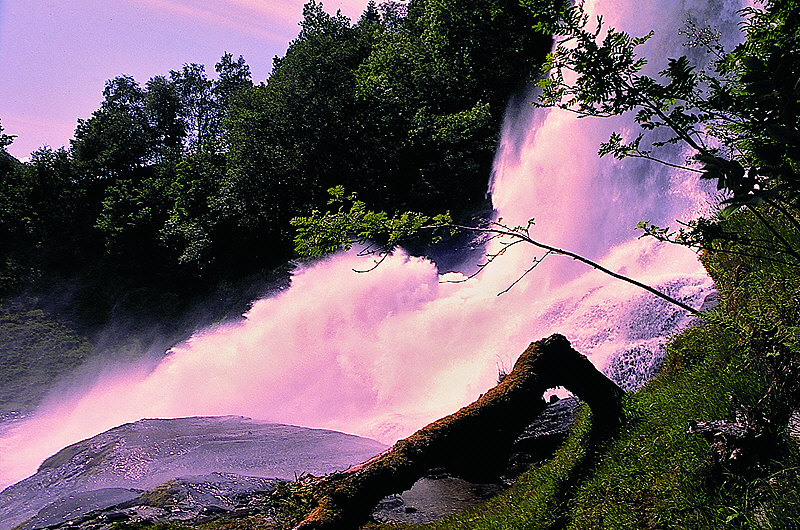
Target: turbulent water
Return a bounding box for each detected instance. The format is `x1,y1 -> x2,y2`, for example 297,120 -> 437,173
0,0 -> 744,494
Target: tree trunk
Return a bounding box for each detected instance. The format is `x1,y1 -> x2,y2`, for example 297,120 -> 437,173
294,334 -> 624,529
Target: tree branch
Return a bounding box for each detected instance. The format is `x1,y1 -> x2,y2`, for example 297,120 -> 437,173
449,223 -> 703,317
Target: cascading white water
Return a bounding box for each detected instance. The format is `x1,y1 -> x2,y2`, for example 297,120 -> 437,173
0,0 -> 745,491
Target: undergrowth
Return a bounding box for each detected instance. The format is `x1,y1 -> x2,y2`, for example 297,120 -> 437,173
0,298 -> 92,412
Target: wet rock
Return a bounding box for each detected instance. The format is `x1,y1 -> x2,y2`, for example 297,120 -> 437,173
102,511 -> 130,522
0,417 -> 385,530
19,474 -> 281,529
376,496 -> 404,511
21,488 -> 142,530
599,278 -> 713,392
605,343 -> 666,391
688,403 -> 771,471
372,476 -> 502,525
789,409 -> 800,444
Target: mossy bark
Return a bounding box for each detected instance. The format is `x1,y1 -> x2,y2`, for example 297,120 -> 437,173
294,334 -> 624,529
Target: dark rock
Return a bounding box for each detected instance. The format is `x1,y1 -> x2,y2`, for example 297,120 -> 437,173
103,511 -> 129,522
789,410 -> 800,443
604,343 -> 666,392
504,396 -> 581,481
700,291 -> 719,312
376,496 -> 404,511
688,403 -> 771,471
48,474 -> 280,528
516,396 -> 580,442
599,278 -> 712,392
19,488 -> 141,530
372,476 -> 502,525
230,506 -> 260,518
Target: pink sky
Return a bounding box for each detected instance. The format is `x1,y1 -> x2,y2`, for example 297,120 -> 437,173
0,0 -> 369,159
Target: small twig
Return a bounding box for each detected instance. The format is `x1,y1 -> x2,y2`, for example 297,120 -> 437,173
641,225 -> 800,267
440,239 -> 526,285
497,251 -> 553,296
747,205 -> 800,262
629,152 -> 704,173
353,251 -> 391,273
769,466 -> 800,479
357,241 -> 381,257
764,197 -> 800,236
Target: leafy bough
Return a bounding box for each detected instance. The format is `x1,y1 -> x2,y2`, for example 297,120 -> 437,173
291,186 -> 703,317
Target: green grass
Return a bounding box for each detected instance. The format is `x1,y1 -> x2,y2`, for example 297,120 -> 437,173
568,338 -> 767,528
374,342 -> 774,529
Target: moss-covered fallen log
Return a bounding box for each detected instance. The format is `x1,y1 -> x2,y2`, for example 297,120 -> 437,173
294,334 -> 624,529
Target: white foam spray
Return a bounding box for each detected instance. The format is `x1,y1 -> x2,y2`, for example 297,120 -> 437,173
0,0 -> 744,490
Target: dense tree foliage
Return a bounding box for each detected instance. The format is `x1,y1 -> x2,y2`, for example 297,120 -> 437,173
0,0 -> 552,306
0,120 -> 31,291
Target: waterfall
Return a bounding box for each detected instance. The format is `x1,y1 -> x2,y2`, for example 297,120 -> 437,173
0,0 -> 744,491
